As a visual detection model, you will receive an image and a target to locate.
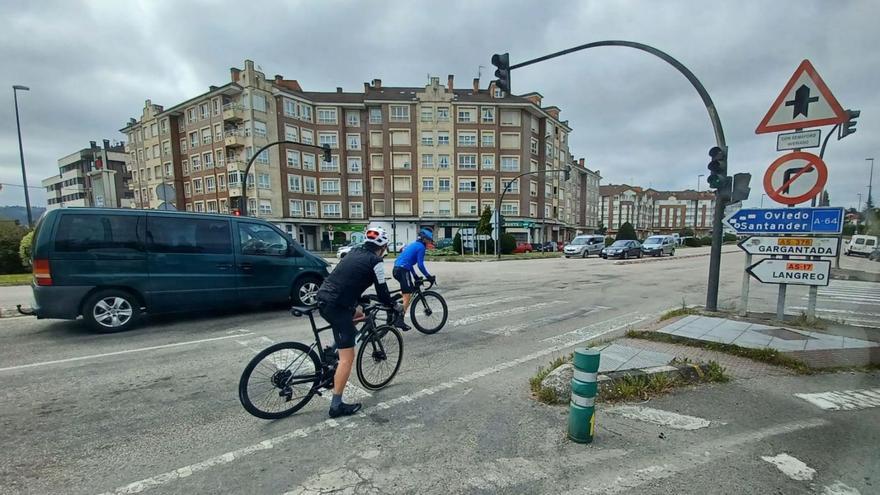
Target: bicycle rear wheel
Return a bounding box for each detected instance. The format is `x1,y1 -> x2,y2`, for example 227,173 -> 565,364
239,341 -> 321,420
356,325 -> 403,390
410,291 -> 448,334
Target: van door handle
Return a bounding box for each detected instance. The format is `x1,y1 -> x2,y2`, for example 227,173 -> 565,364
216,263 -> 232,270
239,263 -> 253,271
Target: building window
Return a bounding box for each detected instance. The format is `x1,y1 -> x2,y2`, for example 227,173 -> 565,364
372,199 -> 385,216
389,105 -> 410,122
303,153 -> 316,171
437,132 -> 450,146
320,155 -> 340,173
501,110 -> 521,126
346,133 -> 361,150
193,178 -> 203,194
318,132 -> 338,149
320,178 -> 341,195
438,178 -> 451,192
304,177 -> 317,194
349,202 -> 364,218
481,154 -> 495,170
259,200 -> 272,215
421,131 -> 433,146
421,154 -> 434,168
184,182 -> 191,197
438,200 -> 451,216
212,98 -> 220,115
214,124 -> 222,142
203,152 -> 214,168
481,107 -> 495,123
530,137 -> 539,155
194,201 -> 205,213
393,199 -> 412,214
179,138 -> 186,153
252,94 -> 268,113
317,108 -> 337,124
530,180 -> 538,196
301,129 -> 314,145
285,124 -> 298,142
346,110 -> 360,127
392,153 -> 411,169
347,157 -> 362,173
162,140 -> 171,156
299,103 -> 313,122
501,201 -> 519,215
494,87 -> 504,98
481,131 -> 495,148
422,178 -> 434,192
482,178 -> 494,193
201,128 -> 212,144
160,119 -> 168,134
371,177 -> 385,193
457,132 -> 477,147
530,202 -> 537,217
189,131 -> 198,148
501,156 -> 520,172
227,171 -> 241,187
206,176 -> 216,192
321,202 -> 342,218
348,179 -> 363,196
390,130 -> 411,146
502,179 -> 519,194
438,155 -> 450,169
420,107 -> 433,122
369,107 -> 382,124
288,175 -> 302,192
392,176 -> 412,192
283,99 -> 296,117
458,154 -> 477,170
370,154 -> 384,171
458,200 -> 478,215
289,199 -> 303,217
191,156 -> 202,171
287,150 -> 301,168
422,200 -> 435,215
200,103 -> 209,120
457,107 -> 475,123
187,108 -> 196,123
258,173 -> 271,189
458,178 -> 477,192
500,133 -> 521,149
164,162 -> 173,177
218,173 -> 225,190
531,159 -> 539,172
436,107 -> 450,122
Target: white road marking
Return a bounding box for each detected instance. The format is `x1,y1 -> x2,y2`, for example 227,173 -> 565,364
760,453 -> 816,481
0,333 -> 256,373
449,301 -> 566,327
794,388 -> 880,411
822,481 -> 862,495
573,419 -> 829,494
542,313 -> 650,343
97,310 -> 644,495
607,406 -> 711,430
482,307 -> 609,336
788,307 -> 880,318
447,295 -> 532,311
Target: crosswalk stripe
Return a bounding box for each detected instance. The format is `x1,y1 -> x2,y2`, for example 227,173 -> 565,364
794,388 -> 880,411
482,306 -> 609,336
447,295 -> 533,311
606,406 -> 711,430
449,301 -> 566,327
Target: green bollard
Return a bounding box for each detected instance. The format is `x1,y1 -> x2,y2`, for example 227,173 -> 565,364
568,347 -> 600,443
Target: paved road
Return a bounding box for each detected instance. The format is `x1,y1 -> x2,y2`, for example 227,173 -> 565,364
1,253 -> 876,494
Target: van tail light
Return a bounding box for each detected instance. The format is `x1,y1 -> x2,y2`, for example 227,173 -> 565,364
33,259 -> 53,286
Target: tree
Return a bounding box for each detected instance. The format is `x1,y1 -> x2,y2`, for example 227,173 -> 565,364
0,222 -> 28,274
19,230 -> 34,268
596,222 -> 607,235
679,227 -> 695,237
818,190 -> 830,207
500,233 -> 516,254
452,232 -> 462,254
615,222 -> 637,241
476,206 -> 492,254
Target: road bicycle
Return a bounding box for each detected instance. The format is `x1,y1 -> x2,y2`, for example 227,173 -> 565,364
238,302 -> 403,420
369,277 -> 448,334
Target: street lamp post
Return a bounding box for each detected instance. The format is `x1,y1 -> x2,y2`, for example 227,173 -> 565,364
857,192 -> 862,212
760,194 -> 766,208
867,158 -> 875,209
12,85 -> 33,227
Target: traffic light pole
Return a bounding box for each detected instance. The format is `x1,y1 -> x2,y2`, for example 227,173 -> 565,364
240,141 -> 330,216
500,40 -> 727,310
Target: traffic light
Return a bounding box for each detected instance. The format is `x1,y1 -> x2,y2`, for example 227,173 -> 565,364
491,53 -> 510,94
706,146 -> 727,190
730,172 -> 752,203
322,144 -> 332,163
839,109 -> 860,140
230,196 -> 241,216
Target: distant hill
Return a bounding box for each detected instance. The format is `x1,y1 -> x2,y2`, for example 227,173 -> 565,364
0,206 -> 47,225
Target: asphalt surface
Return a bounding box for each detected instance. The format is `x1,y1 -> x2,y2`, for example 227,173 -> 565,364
1,252 -> 877,494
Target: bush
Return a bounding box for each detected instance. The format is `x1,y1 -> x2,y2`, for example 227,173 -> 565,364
0,222 -> 28,274
700,236 -> 714,246
722,233 -> 737,243
615,222 -> 638,241
426,247 -> 458,257
684,237 -> 701,248
605,236 -> 614,247
680,228 -> 695,237
19,230 -> 34,268
452,232 -> 462,253
500,233 -> 516,254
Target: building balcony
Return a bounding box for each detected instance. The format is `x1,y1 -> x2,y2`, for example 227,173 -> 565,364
222,103 -> 245,122
226,160 -> 246,172
224,130 -> 247,148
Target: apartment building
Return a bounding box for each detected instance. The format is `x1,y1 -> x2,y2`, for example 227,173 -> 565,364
119,60 -> 593,250
599,184 -> 716,238
571,159 -> 602,233
43,140 -> 133,210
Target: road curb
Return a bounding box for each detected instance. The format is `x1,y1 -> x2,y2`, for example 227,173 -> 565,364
614,248 -> 739,265
597,362 -> 713,394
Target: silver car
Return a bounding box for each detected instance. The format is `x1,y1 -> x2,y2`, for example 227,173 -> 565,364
641,235 -> 676,257
563,235 -> 606,258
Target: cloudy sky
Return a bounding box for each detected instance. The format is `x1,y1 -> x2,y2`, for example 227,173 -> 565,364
1,0 -> 878,210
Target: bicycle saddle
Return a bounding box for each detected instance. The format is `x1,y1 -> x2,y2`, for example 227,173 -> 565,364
291,306 -> 319,317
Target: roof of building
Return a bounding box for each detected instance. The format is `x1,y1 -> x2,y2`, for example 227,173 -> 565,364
649,189 -> 715,200
600,184 -> 646,196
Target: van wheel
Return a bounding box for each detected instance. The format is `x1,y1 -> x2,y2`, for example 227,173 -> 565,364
83,289 -> 141,333
292,276 -> 322,307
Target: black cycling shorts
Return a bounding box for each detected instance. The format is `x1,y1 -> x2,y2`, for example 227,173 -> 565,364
318,303 -> 357,349
392,266 -> 415,294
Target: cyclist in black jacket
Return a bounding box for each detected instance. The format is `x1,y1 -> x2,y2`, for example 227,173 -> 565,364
315,226 -> 403,418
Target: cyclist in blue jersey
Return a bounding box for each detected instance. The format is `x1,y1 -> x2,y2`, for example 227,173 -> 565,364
393,228 -> 436,328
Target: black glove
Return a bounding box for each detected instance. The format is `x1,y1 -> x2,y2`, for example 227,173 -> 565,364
427,275 -> 436,284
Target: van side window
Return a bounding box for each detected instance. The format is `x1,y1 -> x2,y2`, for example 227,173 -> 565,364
147,217 -> 232,254
238,223 -> 288,256
867,239 -> 876,247
55,214 -> 142,253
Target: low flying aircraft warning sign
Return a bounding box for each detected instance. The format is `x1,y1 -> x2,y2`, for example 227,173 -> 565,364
755,60 -> 847,134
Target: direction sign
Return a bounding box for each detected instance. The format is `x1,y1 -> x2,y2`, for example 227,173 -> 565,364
746,259 -> 831,286
737,236 -> 839,257
723,207 -> 844,235
763,152 -> 827,205
755,59 -> 847,134
776,129 -> 821,151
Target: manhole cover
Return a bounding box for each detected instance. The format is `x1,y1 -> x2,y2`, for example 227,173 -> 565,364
753,327 -> 813,340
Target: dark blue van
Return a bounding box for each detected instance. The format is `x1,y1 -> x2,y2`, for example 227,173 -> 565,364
30,208 -> 329,332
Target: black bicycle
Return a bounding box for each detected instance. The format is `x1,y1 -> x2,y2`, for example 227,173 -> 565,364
370,277 -> 448,334
238,303 -> 403,420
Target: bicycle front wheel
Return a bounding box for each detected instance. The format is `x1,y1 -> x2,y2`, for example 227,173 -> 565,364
410,291 -> 448,334
238,341 -> 321,420
356,325 -> 403,390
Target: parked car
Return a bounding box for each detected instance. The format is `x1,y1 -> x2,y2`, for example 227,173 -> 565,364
29,208 -> 330,333
845,235 -> 878,256
563,235 -> 605,258
512,242 -> 533,254
535,241 -> 564,252
601,240 -> 643,259
641,235 -> 676,257
336,242 -> 358,259
433,238 -> 454,250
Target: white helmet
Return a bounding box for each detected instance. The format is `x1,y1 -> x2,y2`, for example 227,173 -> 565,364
363,226 -> 389,247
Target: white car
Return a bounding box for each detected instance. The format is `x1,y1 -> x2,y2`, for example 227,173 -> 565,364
336,243 -> 358,259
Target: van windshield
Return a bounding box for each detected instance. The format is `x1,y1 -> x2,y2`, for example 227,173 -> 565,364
644,236 -> 664,245
570,238 -> 589,245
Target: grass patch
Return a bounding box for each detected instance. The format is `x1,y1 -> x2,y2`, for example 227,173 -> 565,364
0,273 -> 31,286
705,360 -> 730,383
786,312 -> 829,330
599,360 -> 730,402
529,354 -> 572,396
627,330 -> 811,374
659,299 -> 700,321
